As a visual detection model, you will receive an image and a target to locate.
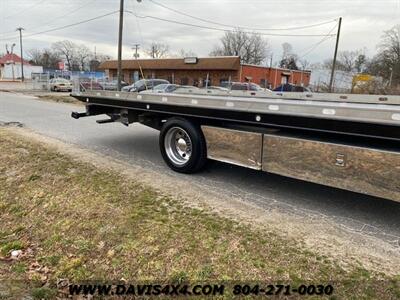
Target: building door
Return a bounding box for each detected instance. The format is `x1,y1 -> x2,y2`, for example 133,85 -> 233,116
132,71 -> 139,83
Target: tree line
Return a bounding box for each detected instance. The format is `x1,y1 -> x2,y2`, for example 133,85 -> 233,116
26,40 -> 111,72
10,24 -> 398,88
209,24 -> 399,88
20,40 -> 196,71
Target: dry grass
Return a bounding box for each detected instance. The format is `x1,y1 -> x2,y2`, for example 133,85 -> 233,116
0,129 -> 399,299
35,94 -> 82,105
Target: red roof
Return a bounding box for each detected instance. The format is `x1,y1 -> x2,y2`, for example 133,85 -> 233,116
0,53 -> 30,65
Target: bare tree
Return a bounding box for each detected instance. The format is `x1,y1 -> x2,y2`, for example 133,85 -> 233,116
89,53 -> 112,71
52,40 -> 78,70
281,42 -> 293,60
279,43 -> 299,70
26,49 -> 43,65
299,59 -> 310,70
354,53 -> 367,73
26,48 -> 61,69
323,49 -> 368,73
75,45 -> 91,71
338,50 -> 358,71
209,29 -> 269,65
368,25 -> 400,88
145,42 -> 170,58
178,49 -> 197,57
338,49 -> 367,72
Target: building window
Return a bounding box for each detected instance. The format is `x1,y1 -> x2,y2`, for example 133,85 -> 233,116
219,78 -> 230,87
260,79 -> 267,88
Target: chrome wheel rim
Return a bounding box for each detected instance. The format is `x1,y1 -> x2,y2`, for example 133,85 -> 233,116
164,127 -> 192,166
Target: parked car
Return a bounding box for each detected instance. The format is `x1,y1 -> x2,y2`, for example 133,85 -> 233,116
122,79 -> 170,92
141,84 -> 180,94
230,82 -> 264,91
273,83 -> 312,92
173,85 -> 201,93
78,78 -> 103,91
97,79 -> 128,90
202,86 -> 229,91
49,78 -> 73,92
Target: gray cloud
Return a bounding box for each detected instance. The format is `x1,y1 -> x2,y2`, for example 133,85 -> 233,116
1,0 -> 399,63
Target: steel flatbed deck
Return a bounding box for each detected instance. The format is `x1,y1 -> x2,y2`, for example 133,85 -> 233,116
72,90 -> 400,141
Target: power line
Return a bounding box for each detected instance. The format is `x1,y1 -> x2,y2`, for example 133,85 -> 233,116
0,11 -> 119,41
298,35 -> 336,59
126,11 -> 337,37
0,0 -> 98,36
26,10 -> 119,37
297,24 -> 338,58
148,0 -> 337,31
3,0 -> 49,20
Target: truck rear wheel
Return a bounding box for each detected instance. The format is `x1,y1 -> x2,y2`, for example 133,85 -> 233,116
159,118 -> 207,173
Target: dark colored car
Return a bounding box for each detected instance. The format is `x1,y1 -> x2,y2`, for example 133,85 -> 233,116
273,83 -> 312,92
122,79 -> 170,92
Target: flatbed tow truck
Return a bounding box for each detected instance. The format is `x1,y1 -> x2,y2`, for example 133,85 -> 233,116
71,88 -> 400,203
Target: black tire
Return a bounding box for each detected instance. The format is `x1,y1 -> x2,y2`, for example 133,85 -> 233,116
159,118 -> 207,174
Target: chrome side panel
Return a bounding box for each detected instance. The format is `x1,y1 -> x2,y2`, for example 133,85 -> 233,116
202,126 -> 263,170
262,135 -> 400,202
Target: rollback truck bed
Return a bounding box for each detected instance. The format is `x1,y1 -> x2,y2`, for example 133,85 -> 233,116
71,90 -> 400,203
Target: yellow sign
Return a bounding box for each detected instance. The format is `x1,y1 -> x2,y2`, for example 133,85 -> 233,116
353,74 -> 373,83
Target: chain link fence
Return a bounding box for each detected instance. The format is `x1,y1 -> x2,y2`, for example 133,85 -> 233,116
31,73 -> 50,90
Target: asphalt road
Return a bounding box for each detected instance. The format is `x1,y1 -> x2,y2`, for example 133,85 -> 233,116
1,91 -> 400,248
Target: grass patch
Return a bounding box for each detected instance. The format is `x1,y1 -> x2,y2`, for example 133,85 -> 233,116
36,94 -> 81,105
0,129 -> 399,299
31,287 -> 57,300
0,240 -> 24,256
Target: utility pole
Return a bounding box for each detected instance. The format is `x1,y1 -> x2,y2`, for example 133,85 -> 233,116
329,17 -> 342,93
389,67 -> 393,88
16,27 -> 24,82
132,44 -> 140,59
117,0 -> 124,91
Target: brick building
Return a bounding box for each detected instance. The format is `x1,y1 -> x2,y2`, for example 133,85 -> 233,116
99,56 -> 311,89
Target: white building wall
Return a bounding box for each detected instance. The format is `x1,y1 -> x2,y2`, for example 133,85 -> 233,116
310,68 -> 356,93
2,64 -> 43,79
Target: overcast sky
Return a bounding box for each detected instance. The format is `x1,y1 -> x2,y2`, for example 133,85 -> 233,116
1,0 -> 399,65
